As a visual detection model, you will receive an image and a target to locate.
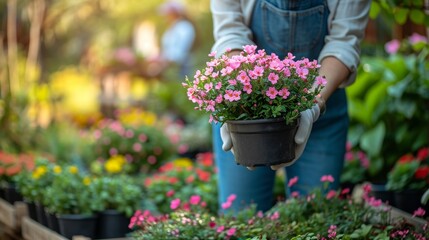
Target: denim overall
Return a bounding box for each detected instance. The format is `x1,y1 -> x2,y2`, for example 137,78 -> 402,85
212,0 -> 349,212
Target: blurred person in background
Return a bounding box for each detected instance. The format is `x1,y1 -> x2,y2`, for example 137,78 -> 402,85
155,0 -> 196,80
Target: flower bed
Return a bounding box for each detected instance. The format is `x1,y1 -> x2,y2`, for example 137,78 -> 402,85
130,177 -> 429,239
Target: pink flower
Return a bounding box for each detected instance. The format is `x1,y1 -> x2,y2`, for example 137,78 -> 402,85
326,190 -> 337,200
268,72 -> 279,84
315,76 -> 327,86
133,143 -> 142,152
227,228 -> 236,236
189,195 -> 201,205
243,45 -> 257,54
278,88 -> 290,99
320,175 -> 334,183
266,87 -> 278,99
385,39 -> 400,54
221,201 -> 232,209
227,194 -> 237,202
270,211 -> 280,220
257,211 -> 264,218
408,33 -> 427,45
170,198 -> 181,210
291,191 -> 300,198
166,190 -> 175,197
243,84 -> 252,94
288,176 -> 299,187
413,207 -> 426,217
224,90 -> 241,102
216,225 -> 225,233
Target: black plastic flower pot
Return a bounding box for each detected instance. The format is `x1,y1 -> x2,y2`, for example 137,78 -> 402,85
35,202 -> 49,227
4,183 -> 23,204
57,214 -> 98,239
24,200 -> 38,221
227,118 -> 299,167
45,210 -> 61,233
369,183 -> 395,206
96,209 -> 131,239
394,189 -> 428,216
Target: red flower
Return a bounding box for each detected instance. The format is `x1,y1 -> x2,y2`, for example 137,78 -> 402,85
417,147 -> 429,161
414,166 -> 429,179
398,154 -> 414,163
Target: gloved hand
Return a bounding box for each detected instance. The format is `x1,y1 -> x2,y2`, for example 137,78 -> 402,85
270,103 -> 322,170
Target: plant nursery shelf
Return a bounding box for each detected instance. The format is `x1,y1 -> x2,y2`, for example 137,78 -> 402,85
0,198 -> 27,239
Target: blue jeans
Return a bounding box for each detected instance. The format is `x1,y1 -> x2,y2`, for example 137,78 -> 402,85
213,0 -> 349,213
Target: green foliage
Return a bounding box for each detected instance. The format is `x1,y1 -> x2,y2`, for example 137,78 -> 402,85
14,158 -> 56,203
131,183 -> 428,239
370,0 -> 429,26
43,165 -> 102,215
386,147 -> 429,191
92,175 -> 143,217
347,36 -> 429,181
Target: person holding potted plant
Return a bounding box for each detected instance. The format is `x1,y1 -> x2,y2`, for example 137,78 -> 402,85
209,0 -> 371,212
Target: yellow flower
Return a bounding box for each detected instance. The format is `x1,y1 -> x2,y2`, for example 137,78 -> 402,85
69,166 -> 79,174
32,166 -> 47,179
105,155 -> 126,174
53,165 -> 62,174
173,158 -> 193,168
83,176 -> 91,186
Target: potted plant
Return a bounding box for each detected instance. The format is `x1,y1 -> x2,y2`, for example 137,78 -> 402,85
92,116 -> 175,174
183,45 -> 326,167
0,152 -> 35,204
340,142 -> 369,194
92,175 -> 143,238
44,165 -> 102,239
386,146 -> 429,215
13,158 -> 56,225
143,152 -> 218,215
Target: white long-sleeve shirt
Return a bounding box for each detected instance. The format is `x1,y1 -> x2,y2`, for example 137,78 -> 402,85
210,0 -> 371,87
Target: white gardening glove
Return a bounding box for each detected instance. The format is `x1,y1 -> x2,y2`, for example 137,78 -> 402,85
220,124 -> 255,170
270,103 -> 322,170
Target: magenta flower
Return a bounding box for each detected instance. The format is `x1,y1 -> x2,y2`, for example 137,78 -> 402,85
216,225 -> 225,233
385,39 -> 400,54
166,190 -> 175,197
412,207 -> 426,217
408,33 -> 427,45
320,175 -> 334,183
227,228 -> 236,236
170,198 -> 181,210
221,201 -> 232,210
288,176 -> 299,187
326,190 -> 337,200
189,195 -> 201,205
227,194 -> 237,202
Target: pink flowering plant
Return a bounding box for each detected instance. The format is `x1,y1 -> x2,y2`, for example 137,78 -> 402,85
129,176 -> 429,239
183,45 -> 326,124
92,118 -> 175,174
340,142 -> 370,185
142,153 -> 218,214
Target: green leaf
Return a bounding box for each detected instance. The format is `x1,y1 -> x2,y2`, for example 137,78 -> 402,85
394,8 -> 409,24
422,189 -> 429,205
369,1 -> 381,19
360,122 -> 385,158
410,9 -> 425,24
